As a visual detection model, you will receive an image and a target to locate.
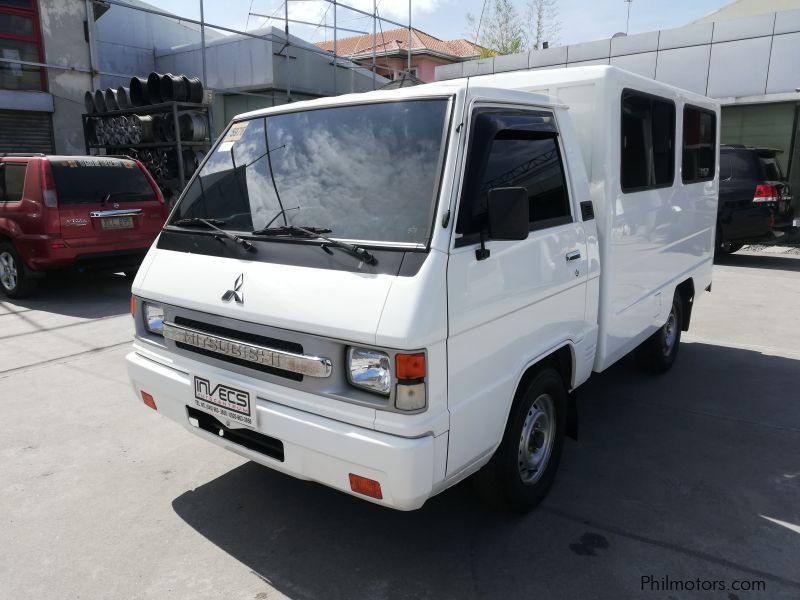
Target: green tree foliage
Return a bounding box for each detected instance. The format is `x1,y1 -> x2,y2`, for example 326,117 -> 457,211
466,0 -> 525,56
527,0 -> 560,50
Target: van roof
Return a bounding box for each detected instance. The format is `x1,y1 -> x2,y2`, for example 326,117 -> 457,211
232,75 -> 556,122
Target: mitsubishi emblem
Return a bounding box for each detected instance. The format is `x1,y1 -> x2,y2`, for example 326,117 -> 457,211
221,274 -> 244,304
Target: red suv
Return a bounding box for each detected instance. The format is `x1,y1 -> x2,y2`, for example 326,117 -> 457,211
0,154 -> 168,298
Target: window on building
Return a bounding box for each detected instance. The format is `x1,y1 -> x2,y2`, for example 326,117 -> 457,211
682,106 -> 716,183
621,90 -> 675,192
456,109 -> 571,242
0,0 -> 44,91
0,162 -> 27,202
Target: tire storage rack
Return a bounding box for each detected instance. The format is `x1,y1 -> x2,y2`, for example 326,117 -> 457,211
81,73 -> 212,206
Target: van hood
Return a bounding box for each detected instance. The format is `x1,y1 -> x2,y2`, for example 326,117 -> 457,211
135,248 -> 396,345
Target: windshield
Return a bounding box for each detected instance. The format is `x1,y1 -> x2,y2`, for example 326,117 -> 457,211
169,99 -> 450,245
51,158 -> 156,204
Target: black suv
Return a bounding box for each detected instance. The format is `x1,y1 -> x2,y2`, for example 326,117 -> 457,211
716,145 -> 794,254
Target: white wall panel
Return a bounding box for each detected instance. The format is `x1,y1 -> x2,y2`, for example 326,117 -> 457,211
463,58 -> 494,77
434,62 -> 463,81
766,32 -> 800,94
774,8 -> 800,34
658,23 -> 713,50
567,39 -> 611,62
529,45 -> 568,67
712,13 -> 775,43
567,58 -> 610,68
707,37 -> 771,97
611,31 -> 659,56
493,52 -> 529,73
654,45 -> 711,94
611,52 -> 656,78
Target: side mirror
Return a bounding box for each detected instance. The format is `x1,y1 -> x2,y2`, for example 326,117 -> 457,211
488,187 -> 530,240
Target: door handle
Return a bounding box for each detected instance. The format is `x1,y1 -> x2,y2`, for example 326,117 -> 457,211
566,250 -> 581,262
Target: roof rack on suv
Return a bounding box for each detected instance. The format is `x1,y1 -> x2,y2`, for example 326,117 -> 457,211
0,153 -> 47,157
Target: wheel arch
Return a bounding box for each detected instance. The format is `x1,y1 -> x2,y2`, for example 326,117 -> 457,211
511,343 -> 578,441
675,278 -> 695,332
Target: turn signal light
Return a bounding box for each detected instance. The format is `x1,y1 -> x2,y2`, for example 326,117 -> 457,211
130,296 -> 135,316
396,353 -> 425,381
349,473 -> 383,499
141,391 -> 157,410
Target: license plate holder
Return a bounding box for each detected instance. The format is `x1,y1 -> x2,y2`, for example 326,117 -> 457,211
192,376 -> 256,429
101,216 -> 134,230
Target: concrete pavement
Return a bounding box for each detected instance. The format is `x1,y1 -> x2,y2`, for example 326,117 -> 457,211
1,254 -> 799,599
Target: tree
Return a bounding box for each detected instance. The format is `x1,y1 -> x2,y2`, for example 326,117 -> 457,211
466,0 -> 525,56
527,0 -> 560,51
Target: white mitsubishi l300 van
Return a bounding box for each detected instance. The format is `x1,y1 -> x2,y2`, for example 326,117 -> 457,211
128,66 -> 719,511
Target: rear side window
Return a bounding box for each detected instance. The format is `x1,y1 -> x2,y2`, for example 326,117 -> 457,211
456,109 -> 571,241
682,106 -> 716,183
0,162 -> 27,202
758,153 -> 784,181
621,90 -> 675,192
50,159 -> 155,204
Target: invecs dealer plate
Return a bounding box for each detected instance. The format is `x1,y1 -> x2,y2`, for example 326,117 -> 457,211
192,376 -> 256,429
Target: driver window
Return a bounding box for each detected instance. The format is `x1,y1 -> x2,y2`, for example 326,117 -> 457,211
455,109 -> 572,246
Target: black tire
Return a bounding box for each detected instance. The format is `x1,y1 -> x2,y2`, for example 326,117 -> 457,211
726,242 -> 743,254
473,368 -> 567,512
0,242 -> 37,299
640,291 -> 682,374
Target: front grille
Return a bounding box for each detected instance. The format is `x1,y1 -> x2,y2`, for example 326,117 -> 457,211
188,406 -> 284,462
173,316 -> 303,381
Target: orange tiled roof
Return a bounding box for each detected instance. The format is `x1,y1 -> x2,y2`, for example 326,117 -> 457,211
315,27 -> 483,59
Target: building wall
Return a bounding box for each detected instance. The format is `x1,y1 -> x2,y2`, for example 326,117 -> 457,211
38,0 -> 95,154
95,2 -> 221,89
436,9 -> 800,213
435,10 -> 800,99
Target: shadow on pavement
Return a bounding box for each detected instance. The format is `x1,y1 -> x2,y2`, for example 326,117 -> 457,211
172,342 -> 800,599
714,252 -> 800,272
0,272 -> 132,319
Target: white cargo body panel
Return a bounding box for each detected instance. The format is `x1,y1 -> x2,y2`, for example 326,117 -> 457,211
466,66 -> 719,371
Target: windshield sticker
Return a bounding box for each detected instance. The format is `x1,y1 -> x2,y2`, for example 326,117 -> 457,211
224,122 -> 248,142
57,159 -> 127,168
217,141 -> 234,153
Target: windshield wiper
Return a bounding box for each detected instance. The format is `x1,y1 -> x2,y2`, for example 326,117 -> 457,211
172,217 -> 255,252
250,225 -> 376,265
101,191 -> 147,206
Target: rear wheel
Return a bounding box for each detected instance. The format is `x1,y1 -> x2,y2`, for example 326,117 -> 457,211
473,368 -> 566,512
640,291 -> 682,374
0,243 -> 37,299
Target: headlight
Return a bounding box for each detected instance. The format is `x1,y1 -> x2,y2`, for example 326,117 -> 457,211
347,347 -> 391,395
143,302 -> 164,336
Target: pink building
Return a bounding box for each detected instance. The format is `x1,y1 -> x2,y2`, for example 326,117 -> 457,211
316,27 -> 484,83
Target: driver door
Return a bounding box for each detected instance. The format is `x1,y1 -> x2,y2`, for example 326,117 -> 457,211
445,101 -> 589,477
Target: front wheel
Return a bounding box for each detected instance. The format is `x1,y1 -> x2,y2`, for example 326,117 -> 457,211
0,243 -> 37,299
473,368 -> 566,512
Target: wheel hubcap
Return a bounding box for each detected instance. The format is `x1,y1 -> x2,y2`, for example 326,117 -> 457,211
0,252 -> 18,291
518,393 -> 555,485
662,308 -> 677,357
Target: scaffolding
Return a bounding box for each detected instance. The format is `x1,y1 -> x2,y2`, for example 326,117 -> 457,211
247,0 -> 416,96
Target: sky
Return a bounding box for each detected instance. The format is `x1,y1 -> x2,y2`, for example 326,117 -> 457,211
148,0 -> 733,47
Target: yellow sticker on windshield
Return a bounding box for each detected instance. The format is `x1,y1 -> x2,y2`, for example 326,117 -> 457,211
224,122 -> 248,142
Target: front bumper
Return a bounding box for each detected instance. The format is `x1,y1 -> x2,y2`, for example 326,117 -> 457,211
126,349 -> 442,510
